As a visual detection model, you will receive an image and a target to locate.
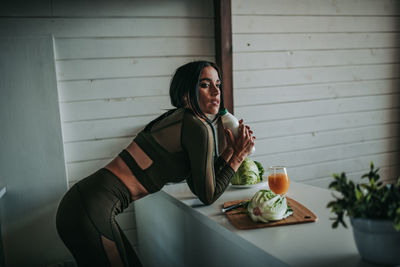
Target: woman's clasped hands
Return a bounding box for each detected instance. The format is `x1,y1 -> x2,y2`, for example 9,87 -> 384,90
224,119 -> 255,167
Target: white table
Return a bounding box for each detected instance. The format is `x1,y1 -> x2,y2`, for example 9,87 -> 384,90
135,182 -> 377,267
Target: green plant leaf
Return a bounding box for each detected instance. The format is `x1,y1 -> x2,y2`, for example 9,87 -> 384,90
327,162 -> 400,231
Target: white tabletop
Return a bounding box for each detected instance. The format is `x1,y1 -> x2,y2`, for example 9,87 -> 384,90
162,181 -> 377,267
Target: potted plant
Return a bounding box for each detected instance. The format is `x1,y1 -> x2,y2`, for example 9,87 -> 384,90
327,162 -> 400,265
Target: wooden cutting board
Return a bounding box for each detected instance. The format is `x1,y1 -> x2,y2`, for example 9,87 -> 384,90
223,197 -> 317,230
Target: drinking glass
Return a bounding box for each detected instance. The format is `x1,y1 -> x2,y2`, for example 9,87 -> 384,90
267,166 -> 290,195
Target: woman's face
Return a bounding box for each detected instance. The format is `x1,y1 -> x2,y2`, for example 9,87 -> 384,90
198,66 -> 221,115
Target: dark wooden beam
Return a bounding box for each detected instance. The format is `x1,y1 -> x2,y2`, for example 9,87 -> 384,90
214,0 -> 234,114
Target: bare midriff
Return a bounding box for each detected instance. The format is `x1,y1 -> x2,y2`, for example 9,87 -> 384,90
105,141 -> 152,201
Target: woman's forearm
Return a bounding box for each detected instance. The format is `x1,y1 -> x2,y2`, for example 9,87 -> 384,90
220,147 -> 234,163
228,152 -> 246,171
220,146 -> 247,172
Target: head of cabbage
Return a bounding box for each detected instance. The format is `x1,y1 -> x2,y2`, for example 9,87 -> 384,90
231,158 -> 263,185
247,189 -> 293,223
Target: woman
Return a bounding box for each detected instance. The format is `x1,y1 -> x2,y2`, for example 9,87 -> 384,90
56,61 -> 255,267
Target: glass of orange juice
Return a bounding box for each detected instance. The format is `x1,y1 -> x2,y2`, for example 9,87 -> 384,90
267,166 -> 290,195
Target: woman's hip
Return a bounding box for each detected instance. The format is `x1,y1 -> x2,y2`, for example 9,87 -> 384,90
56,169 -> 132,234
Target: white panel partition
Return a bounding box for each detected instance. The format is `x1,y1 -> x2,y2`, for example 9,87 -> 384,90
0,35 -> 69,267
51,0 -> 215,255
48,0 -> 215,185
0,1 -> 215,264
232,0 -> 400,187
0,0 -> 215,185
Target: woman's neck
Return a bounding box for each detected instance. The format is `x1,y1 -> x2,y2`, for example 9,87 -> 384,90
206,113 -> 217,122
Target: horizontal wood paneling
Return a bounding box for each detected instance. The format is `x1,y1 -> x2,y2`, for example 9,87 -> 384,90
234,33 -> 400,52
55,37 -> 214,60
232,0 -> 400,16
233,16 -> 400,33
64,137 -> 132,162
62,115 -> 155,142
250,109 -> 400,140
66,121 -> 400,177
235,79 -> 399,107
60,96 -> 171,122
0,1 -> 52,16
31,1 -> 215,187
0,18 -> 214,37
58,76 -> 171,102
255,123 -> 400,157
52,0 -> 214,17
234,48 -> 400,71
1,0 -> 216,251
234,64 -> 400,89
67,159 -> 111,183
1,0 -> 213,17
237,94 -> 399,123
232,0 -> 400,187
255,137 -> 399,168
290,151 -> 400,183
306,164 -> 400,188
56,56 -> 214,81
62,108 -> 400,176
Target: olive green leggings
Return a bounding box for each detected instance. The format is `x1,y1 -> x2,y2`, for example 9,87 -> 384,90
56,169 -> 142,267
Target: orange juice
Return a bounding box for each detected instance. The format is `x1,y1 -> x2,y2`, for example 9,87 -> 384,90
268,173 -> 290,195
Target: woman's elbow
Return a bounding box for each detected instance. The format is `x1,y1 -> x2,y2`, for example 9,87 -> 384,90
199,196 -> 216,206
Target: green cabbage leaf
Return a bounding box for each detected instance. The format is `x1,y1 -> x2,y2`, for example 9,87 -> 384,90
231,158 -> 262,185
254,161 -> 264,181
247,189 -> 293,223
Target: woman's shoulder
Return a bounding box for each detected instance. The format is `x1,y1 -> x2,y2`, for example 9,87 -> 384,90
182,109 -> 211,136
182,109 -> 205,125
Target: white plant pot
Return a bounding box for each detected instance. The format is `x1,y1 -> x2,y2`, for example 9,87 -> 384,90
351,218 -> 400,265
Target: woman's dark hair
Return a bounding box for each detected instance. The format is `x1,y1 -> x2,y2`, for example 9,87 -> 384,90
169,60 -> 225,119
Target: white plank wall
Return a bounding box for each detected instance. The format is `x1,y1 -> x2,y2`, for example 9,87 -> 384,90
0,0 -> 214,257
53,0 -> 214,252
51,7 -> 214,186
0,0 -> 215,183
232,0 -> 400,188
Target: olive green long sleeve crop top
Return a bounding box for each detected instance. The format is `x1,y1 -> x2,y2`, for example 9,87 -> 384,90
118,108 -> 235,205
